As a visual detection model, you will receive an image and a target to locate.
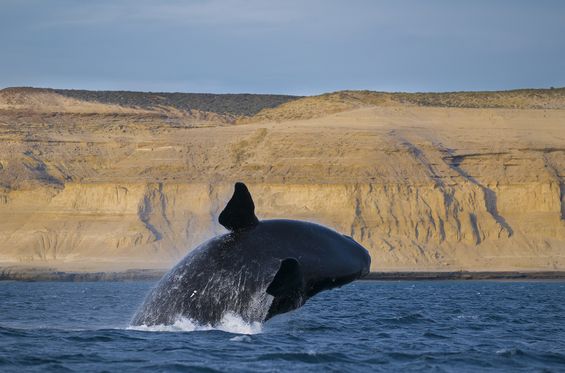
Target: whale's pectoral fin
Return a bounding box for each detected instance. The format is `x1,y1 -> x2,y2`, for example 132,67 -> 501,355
265,258 -> 305,320
267,258 -> 303,297
219,182 -> 259,231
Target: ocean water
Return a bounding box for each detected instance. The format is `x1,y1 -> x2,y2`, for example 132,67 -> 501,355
0,281 -> 564,372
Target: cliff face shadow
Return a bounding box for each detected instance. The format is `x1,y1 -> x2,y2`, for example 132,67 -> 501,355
542,152 -> 565,221
391,132 -> 463,243
442,148 -> 513,238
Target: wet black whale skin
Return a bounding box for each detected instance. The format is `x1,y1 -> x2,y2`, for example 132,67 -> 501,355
132,182 -> 371,326
131,219 -> 371,326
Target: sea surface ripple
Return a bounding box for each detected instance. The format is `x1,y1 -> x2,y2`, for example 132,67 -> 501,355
0,280 -> 564,372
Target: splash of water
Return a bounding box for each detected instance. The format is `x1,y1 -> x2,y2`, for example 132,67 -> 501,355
127,312 -> 263,335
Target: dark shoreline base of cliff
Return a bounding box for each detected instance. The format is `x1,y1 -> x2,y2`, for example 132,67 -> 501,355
364,271 -> 565,281
1,267 -> 565,282
0,268 -> 167,282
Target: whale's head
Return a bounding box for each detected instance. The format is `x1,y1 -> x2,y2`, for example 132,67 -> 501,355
341,233 -> 372,277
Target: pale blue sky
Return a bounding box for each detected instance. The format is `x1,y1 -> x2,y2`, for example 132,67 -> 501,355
1,0 -> 563,94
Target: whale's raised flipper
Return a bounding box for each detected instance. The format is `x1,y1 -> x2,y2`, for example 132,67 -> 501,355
219,182 -> 259,231
266,258 -> 305,320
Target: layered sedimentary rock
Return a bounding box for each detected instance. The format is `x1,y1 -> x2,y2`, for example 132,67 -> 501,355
0,88 -> 564,272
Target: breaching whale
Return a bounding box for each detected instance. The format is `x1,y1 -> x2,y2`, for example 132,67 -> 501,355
131,182 -> 371,326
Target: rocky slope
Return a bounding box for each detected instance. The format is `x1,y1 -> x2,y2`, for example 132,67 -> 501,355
0,87 -> 564,273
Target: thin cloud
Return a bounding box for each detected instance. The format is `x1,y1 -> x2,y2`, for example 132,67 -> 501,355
37,0 -> 304,28
0,0 -> 563,93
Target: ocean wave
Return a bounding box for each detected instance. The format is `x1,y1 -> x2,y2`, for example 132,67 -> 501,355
127,312 -> 262,335
495,347 -> 524,357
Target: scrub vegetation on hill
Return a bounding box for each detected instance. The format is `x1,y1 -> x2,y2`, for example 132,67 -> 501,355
250,88 -> 565,122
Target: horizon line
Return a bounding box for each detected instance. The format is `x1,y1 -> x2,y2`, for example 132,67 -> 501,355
1,85 -> 564,97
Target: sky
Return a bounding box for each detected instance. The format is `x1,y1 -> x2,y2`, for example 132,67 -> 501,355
0,0 -> 564,95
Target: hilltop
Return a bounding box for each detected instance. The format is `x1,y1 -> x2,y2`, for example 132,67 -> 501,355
2,86 -> 564,122
249,88 -> 565,122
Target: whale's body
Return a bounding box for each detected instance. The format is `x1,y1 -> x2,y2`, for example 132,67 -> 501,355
131,183 -> 371,326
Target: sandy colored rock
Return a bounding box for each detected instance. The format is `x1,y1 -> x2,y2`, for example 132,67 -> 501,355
0,87 -> 564,273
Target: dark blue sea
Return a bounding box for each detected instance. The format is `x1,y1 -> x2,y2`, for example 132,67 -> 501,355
0,280 -> 564,372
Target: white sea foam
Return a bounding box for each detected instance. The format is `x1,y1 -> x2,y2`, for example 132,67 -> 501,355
229,335 -> 252,342
496,347 -> 521,356
127,312 -> 262,335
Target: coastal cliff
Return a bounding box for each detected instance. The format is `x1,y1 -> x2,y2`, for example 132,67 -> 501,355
1,87 -> 564,273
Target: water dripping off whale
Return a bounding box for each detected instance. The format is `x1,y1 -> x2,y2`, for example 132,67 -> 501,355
131,182 -> 371,327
